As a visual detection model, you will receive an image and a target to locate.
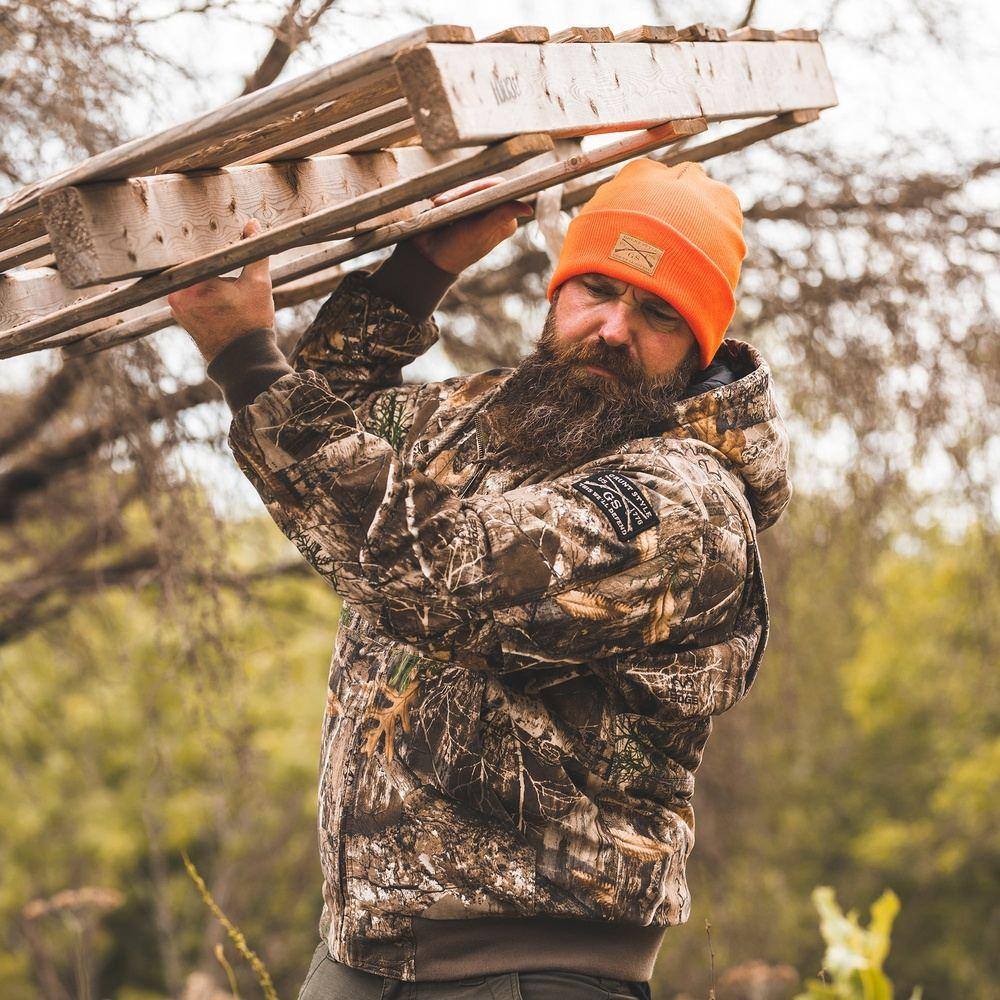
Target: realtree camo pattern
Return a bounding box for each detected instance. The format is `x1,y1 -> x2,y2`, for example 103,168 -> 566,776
227,270 -> 792,980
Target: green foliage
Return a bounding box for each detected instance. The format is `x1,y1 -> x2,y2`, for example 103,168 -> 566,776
0,513 -> 340,999
661,502 -> 999,999
794,887 -> 921,1000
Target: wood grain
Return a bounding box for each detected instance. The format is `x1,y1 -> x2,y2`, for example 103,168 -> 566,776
41,146 -> 488,288
0,25 -> 475,221
393,39 -> 838,149
0,133 -> 553,352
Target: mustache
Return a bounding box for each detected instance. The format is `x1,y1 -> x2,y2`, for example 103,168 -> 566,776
540,331 -> 648,393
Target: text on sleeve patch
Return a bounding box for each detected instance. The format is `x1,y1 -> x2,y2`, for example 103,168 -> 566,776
572,471 -> 660,541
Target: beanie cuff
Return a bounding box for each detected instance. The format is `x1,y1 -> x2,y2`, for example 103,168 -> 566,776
546,209 -> 737,369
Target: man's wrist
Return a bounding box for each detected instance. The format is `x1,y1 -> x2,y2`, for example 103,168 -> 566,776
364,241 -> 459,321
206,327 -> 294,412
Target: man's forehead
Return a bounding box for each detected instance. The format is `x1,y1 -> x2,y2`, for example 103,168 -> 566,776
579,272 -> 681,313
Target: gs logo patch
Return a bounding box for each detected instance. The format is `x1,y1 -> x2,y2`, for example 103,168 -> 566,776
572,471 -> 659,541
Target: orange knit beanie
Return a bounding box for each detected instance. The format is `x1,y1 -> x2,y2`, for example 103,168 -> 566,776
546,159 -> 747,369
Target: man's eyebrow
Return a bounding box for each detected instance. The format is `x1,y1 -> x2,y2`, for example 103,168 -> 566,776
636,292 -> 681,315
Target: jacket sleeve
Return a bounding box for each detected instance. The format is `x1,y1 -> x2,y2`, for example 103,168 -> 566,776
226,366 -> 751,664
286,241 -> 457,407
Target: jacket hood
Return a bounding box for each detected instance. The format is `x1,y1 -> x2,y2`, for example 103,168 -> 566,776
657,338 -> 792,531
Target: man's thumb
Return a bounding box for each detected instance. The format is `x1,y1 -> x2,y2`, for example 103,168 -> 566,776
238,219 -> 271,285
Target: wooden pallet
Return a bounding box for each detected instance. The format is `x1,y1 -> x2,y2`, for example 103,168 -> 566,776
0,23 -> 836,360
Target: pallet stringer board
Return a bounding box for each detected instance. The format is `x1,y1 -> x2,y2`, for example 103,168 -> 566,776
40,146 -> 493,289
392,38 -> 837,148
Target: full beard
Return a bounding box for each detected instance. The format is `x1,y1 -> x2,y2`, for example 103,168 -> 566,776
484,301 -> 702,468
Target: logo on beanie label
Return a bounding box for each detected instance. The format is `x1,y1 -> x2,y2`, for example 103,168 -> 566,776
609,232 -> 664,275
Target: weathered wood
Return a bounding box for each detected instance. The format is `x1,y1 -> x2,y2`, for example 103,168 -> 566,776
728,27 -> 778,41
548,27 -> 615,43
778,28 -> 820,41
0,236 -> 52,272
0,211 -> 47,255
5,121 -> 705,358
0,269 -> 118,334
677,23 -> 729,41
56,263 -> 349,359
561,110 -> 822,210
0,133 -> 553,352
340,122 -> 422,153
10,142 -> 567,338
166,73 -> 404,171
393,39 -> 837,149
480,26 -> 549,43
236,100 -> 412,163
42,146 -> 495,288
2,245 -> 345,358
613,26 -> 679,43
0,25 -> 475,221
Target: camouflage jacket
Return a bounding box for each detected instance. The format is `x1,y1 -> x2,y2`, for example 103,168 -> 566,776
214,260 -> 791,982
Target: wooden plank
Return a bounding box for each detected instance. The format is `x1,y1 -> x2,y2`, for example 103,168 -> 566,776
728,27 -> 778,41
0,210 -> 47,255
0,133 -> 553,353
480,26 -> 549,43
393,39 -> 838,149
677,23 -> 729,41
561,110 -> 822,211
5,121 -> 705,359
778,28 -> 820,41
236,100 -> 412,163
0,25 -> 475,222
0,236 -> 52,272
42,146 -> 496,288
338,122 -> 421,154
548,27 -> 616,43
4,243 -> 344,357
165,73 -> 404,172
613,26 -> 679,43
0,269 -> 118,334
32,262 -> 350,361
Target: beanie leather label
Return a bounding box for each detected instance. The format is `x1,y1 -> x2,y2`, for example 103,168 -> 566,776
609,232 -> 664,275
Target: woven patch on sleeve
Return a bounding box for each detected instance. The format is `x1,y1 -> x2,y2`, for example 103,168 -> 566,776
572,471 -> 660,541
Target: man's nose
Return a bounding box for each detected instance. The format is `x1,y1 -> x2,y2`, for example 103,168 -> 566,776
598,301 -> 634,349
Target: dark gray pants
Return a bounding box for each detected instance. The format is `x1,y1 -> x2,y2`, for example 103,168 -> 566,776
296,942 -> 653,1000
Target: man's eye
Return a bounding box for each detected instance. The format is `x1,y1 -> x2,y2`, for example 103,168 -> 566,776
584,281 -> 612,296
645,307 -> 677,323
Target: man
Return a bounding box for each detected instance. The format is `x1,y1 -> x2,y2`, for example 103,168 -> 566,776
168,158 -> 792,1000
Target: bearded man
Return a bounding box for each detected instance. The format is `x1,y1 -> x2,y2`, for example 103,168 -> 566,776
169,158 -> 792,1000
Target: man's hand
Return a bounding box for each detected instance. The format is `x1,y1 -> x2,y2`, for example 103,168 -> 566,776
167,219 -> 275,364
411,176 -> 534,275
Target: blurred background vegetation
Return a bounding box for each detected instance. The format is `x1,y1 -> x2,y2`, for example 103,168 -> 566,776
0,1 -> 996,998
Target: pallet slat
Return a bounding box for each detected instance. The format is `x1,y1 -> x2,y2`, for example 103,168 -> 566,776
393,39 -> 837,149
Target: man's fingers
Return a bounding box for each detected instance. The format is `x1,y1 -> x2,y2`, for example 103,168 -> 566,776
237,218 -> 272,285
430,175 -> 508,207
